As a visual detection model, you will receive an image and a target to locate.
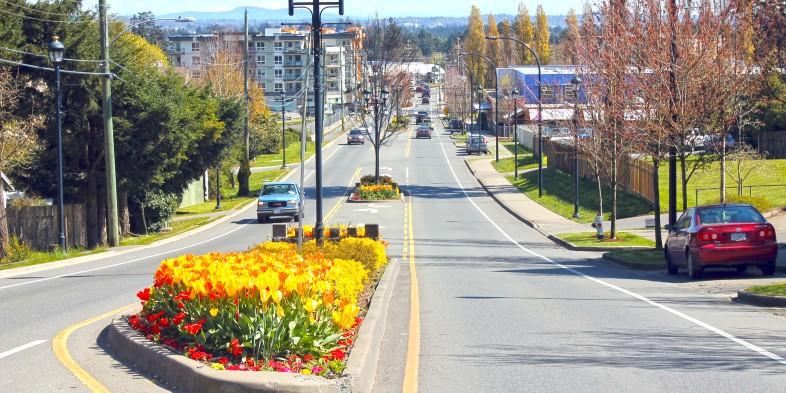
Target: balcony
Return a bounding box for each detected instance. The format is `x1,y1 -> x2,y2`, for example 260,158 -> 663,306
283,61 -> 303,67
284,73 -> 302,81
284,46 -> 303,53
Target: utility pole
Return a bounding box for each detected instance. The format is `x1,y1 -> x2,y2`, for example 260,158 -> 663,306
667,0 -> 678,227
243,9 -> 250,179
289,0 -> 344,245
99,0 -> 119,246
340,47 -> 345,132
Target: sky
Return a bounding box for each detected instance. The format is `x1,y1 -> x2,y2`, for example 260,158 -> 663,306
81,1 -> 587,18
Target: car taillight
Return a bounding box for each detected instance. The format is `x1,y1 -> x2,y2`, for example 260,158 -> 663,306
696,229 -> 717,243
759,226 -> 775,239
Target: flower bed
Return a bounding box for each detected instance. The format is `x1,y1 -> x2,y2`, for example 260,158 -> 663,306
285,224 -> 367,240
349,174 -> 401,201
128,238 -> 388,378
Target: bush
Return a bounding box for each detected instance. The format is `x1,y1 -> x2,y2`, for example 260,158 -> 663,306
331,238 -> 388,273
143,190 -> 180,233
708,195 -> 774,213
3,236 -> 31,263
360,174 -> 393,185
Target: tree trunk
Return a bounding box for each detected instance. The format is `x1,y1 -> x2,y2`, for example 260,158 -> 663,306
98,184 -> 108,246
374,143 -> 381,183
0,182 -> 8,260
237,160 -> 251,196
86,171 -> 99,249
679,155 -> 688,210
139,202 -> 148,235
720,136 -> 726,203
119,191 -> 130,237
596,173 -> 603,217
610,170 -> 617,240
652,157 -> 663,249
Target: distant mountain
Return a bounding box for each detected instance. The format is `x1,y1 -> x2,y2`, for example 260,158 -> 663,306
157,7 -> 568,28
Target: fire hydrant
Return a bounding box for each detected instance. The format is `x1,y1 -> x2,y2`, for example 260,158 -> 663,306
591,213 -> 605,239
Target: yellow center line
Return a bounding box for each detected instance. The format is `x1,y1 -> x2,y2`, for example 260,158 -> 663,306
324,167 -> 360,224
53,302 -> 138,393
402,194 -> 420,393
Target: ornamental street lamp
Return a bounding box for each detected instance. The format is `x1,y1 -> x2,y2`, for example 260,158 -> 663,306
280,90 -> 288,169
571,75 -> 582,219
486,35 -> 544,197
48,36 -> 66,252
512,88 -> 520,180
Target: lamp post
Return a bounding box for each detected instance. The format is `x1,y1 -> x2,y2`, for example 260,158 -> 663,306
486,35 -> 544,197
512,88 -> 520,179
280,90 -> 288,169
476,86 -> 483,138
460,52 -> 500,161
48,36 -> 66,252
571,76 -> 582,219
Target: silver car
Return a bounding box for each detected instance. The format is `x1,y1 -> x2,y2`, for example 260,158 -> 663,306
257,182 -> 302,223
466,135 -> 489,154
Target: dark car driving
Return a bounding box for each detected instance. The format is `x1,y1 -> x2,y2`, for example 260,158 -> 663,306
347,128 -> 365,144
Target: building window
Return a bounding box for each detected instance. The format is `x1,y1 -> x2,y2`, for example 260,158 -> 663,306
274,42 -> 283,52
274,56 -> 283,65
257,69 -> 266,78
256,42 -> 265,51
564,85 -> 578,101
257,55 -> 265,64
192,56 -> 200,66
295,83 -> 302,91
191,42 -> 199,52
541,86 -> 555,100
192,69 -> 202,78
275,83 -> 283,92
275,69 -> 283,78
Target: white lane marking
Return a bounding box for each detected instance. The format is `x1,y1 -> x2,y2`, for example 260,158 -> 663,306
406,167 -> 409,184
0,143 -> 348,292
434,132 -> 786,366
0,340 -> 47,360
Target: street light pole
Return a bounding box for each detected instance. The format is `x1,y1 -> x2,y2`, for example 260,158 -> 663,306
460,52 -> 500,162
289,0 -> 344,245
48,37 -> 66,252
280,90 -> 288,169
571,76 -> 582,219
512,88 -> 519,179
487,35 -> 543,197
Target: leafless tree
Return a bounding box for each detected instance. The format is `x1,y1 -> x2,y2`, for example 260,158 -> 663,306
360,17 -> 418,182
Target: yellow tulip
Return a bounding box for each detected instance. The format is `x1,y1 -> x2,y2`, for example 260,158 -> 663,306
272,290 -> 283,304
210,308 -> 218,317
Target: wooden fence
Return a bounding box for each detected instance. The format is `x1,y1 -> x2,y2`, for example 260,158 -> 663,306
543,139 -> 657,204
755,131 -> 786,159
6,204 -> 87,250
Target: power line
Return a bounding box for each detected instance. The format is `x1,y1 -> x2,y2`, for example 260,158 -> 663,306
0,7 -> 94,24
0,57 -> 111,76
0,46 -> 103,63
0,0 -> 82,17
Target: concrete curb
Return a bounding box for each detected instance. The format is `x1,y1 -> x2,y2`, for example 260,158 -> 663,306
105,259 -> 401,393
734,290 -> 786,308
464,159 -> 658,253
601,252 -> 663,271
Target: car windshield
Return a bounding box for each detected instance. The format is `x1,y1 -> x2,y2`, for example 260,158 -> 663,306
261,184 -> 296,196
350,129 -> 363,135
698,205 -> 765,224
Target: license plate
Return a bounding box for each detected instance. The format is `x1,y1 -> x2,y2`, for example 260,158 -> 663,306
731,232 -> 747,242
273,209 -> 281,215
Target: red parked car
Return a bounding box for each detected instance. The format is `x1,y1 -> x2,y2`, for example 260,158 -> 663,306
665,204 -> 778,279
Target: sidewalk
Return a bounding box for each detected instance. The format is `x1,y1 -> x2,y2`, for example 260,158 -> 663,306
467,156 -> 786,266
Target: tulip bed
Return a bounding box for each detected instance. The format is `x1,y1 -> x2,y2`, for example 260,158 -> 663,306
128,238 -> 388,377
350,174 -> 401,201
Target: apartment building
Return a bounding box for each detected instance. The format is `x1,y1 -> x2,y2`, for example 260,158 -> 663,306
165,27 -> 364,114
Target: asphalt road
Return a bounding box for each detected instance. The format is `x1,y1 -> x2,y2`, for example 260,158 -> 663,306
3,95 -> 786,393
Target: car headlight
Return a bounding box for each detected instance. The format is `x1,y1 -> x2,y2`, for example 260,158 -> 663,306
288,199 -> 298,204
258,201 -> 265,207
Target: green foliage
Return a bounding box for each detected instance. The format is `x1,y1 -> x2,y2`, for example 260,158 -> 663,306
141,190 -> 180,233
709,195 -> 774,213
603,249 -> 665,270
3,236 -> 31,263
557,232 -> 655,248
746,283 -> 786,297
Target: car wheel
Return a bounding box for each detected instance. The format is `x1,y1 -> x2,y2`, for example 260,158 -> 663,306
761,260 -> 776,276
665,248 -> 678,275
257,216 -> 266,224
293,214 -> 300,222
736,265 -> 748,273
687,252 -> 702,280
